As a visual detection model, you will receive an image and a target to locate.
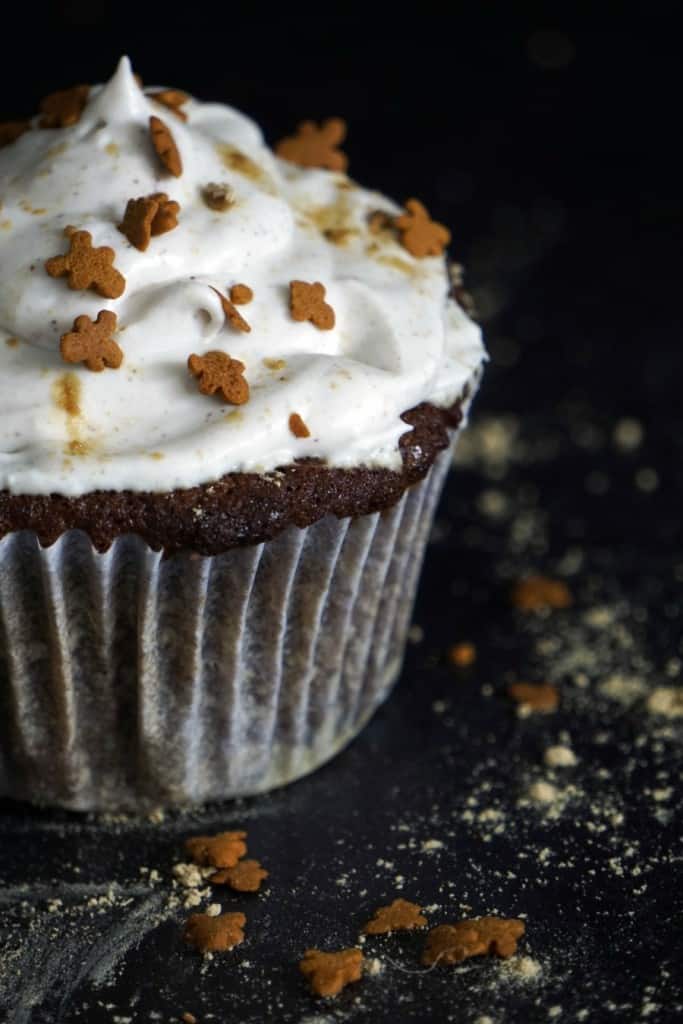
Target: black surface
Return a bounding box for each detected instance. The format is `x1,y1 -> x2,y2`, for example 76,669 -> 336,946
1,11 -> 681,1024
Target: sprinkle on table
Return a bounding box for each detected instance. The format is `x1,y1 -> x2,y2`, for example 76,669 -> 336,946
299,948 -> 363,998
363,898 -> 428,934
422,917 -> 525,966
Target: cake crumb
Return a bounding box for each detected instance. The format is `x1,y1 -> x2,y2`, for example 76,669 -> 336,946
528,780 -> 559,804
646,687 -> 683,718
544,745 -> 578,768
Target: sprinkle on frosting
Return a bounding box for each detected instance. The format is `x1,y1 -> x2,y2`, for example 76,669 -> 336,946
45,229 -> 126,299
118,192 -> 180,251
184,912 -> 246,953
39,84 -> 90,128
188,351 -> 249,405
395,199 -> 451,258
299,948 -> 363,998
0,121 -> 30,148
60,310 -> 122,372
149,88 -> 189,121
289,413 -> 310,439
210,859 -> 269,892
202,181 -> 234,211
276,118 -> 348,172
229,284 -> 253,305
422,917 -> 525,966
149,114 -> 182,177
211,287 -> 251,332
289,280 -> 335,330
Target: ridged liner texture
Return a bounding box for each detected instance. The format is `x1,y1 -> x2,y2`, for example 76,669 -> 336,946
0,452 -> 451,811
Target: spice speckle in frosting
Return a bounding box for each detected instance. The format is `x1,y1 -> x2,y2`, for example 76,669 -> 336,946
39,84 -> 90,129
289,280 -> 335,330
211,287 -> 251,333
218,145 -> 264,181
396,199 -> 451,258
45,228 -> 126,299
289,413 -> 310,439
202,182 -> 234,211
53,372 -> 81,417
118,192 -> 180,251
60,310 -> 123,372
188,351 -> 249,405
149,115 -> 183,177
276,118 -> 348,172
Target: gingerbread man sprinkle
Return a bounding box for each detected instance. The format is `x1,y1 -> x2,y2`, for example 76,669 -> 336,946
363,898 -> 428,935
289,280 -> 335,330
422,917 -> 525,966
508,681 -> 560,713
289,413 -> 310,439
210,859 -> 269,893
395,198 -> 451,258
211,287 -> 251,333
188,352 -> 249,405
149,115 -> 183,177
184,912 -> 246,954
230,284 -> 253,306
46,229 -> 125,299
185,830 -> 247,868
511,576 -> 572,611
119,193 -> 180,251
299,948 -> 363,998
150,89 -> 189,121
39,85 -> 90,129
276,118 -> 348,172
60,310 -> 122,372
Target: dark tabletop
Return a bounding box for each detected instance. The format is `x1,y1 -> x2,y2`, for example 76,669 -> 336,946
0,11 -> 681,1024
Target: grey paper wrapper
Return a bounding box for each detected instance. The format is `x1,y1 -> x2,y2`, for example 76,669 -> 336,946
0,451 -> 451,811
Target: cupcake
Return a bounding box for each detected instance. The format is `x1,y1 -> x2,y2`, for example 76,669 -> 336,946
0,58 -> 485,810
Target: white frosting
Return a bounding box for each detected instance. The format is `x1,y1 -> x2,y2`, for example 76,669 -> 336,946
0,57 -> 484,496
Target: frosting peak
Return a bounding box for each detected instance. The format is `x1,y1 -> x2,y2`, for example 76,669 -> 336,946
0,58 -> 484,495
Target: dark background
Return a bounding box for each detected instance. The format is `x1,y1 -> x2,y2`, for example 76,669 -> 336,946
1,7 -> 681,1023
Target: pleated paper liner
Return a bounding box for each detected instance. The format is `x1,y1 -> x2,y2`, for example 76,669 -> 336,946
0,451 -> 450,811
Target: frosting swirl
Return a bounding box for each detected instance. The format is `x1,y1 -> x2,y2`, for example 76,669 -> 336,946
0,57 -> 484,495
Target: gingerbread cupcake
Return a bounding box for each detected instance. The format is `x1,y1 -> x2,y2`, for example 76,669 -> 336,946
0,58 -> 485,809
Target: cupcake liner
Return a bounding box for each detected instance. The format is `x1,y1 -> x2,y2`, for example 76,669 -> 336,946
0,450 -> 452,811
